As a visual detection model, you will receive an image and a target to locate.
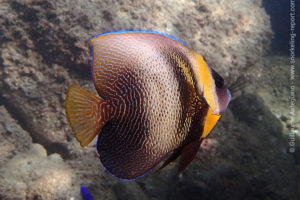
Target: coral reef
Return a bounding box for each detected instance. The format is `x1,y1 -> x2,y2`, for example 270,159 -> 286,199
0,0 -> 298,199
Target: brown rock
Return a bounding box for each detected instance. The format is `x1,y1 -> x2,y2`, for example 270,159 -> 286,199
0,106 -> 32,167
0,0 -> 272,158
0,144 -> 81,200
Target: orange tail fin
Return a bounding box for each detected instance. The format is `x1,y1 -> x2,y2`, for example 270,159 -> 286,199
65,85 -> 108,147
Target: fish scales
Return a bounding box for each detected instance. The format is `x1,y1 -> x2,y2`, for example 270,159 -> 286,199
65,31 -> 231,180
93,34 -> 204,178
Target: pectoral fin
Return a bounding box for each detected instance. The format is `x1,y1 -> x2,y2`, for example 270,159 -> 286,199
157,148 -> 182,172
201,108 -> 221,139
177,140 -> 201,175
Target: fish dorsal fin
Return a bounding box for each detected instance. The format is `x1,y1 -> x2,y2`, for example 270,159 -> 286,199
97,121 -> 164,180
65,86 -> 108,147
90,31 -> 187,46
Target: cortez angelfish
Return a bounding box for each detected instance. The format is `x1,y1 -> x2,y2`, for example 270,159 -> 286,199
65,31 -> 231,180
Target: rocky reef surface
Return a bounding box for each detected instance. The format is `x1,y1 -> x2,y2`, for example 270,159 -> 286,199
0,0 -> 298,200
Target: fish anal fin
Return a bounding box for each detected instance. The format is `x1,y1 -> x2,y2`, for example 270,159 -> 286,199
177,140 -> 201,175
65,85 -> 108,147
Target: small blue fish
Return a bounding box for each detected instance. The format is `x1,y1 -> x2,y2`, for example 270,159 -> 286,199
81,186 -> 94,200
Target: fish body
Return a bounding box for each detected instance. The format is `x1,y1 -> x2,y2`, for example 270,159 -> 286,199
65,31 -> 231,180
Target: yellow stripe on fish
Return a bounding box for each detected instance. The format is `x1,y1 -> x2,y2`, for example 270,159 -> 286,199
65,31 -> 231,180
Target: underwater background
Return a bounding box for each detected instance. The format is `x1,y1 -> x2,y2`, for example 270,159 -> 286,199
0,0 -> 299,199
